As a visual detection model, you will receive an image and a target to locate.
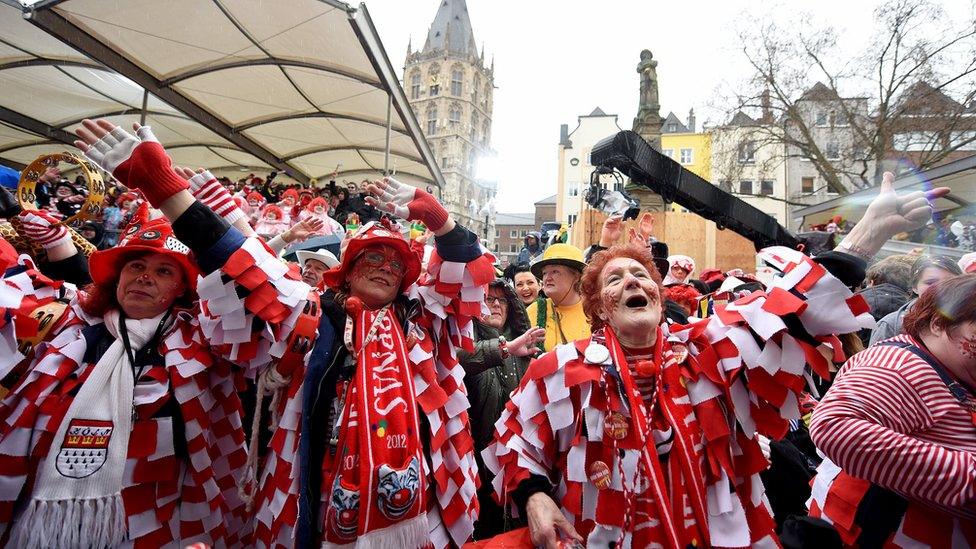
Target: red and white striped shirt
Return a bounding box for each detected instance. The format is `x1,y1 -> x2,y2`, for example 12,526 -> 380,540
810,334 -> 976,519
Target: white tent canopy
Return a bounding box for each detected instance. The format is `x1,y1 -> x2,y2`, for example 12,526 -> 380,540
1,0 -> 441,189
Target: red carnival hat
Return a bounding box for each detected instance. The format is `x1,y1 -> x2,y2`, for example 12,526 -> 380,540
281,189 -> 299,202
306,197 -> 328,211
321,218 -> 421,293
89,206 -> 200,290
117,191 -> 140,205
262,204 -> 284,219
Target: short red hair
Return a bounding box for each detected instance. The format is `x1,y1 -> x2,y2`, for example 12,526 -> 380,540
664,283 -> 702,316
903,274 -> 976,339
581,243 -> 663,331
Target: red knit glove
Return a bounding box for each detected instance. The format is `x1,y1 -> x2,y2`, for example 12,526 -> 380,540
366,177 -> 449,232
188,170 -> 245,224
18,210 -> 70,250
82,125 -> 188,207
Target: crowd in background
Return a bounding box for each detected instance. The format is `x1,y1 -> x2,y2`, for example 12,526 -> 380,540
0,120 -> 974,549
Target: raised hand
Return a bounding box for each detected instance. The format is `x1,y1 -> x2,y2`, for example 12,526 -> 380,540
507,327 -> 546,357
863,171 -> 949,236
285,217 -> 324,242
365,177 -> 453,234
72,119 -> 188,207
599,215 -> 624,247
637,212 -> 654,241
18,210 -> 69,250
413,228 -> 434,246
38,167 -> 61,184
837,171 -> 951,259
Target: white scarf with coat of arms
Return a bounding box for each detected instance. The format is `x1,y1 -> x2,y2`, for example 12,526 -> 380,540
12,309 -> 165,548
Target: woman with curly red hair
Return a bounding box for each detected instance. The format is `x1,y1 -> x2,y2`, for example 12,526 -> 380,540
484,172 -> 946,548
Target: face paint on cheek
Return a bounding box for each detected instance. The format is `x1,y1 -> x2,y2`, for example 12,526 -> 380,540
959,335 -> 976,359
600,287 -> 618,319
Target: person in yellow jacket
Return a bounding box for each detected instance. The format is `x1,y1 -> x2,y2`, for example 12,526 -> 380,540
526,243 -> 591,351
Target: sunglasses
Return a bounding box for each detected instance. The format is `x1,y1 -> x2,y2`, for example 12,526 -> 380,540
358,250 -> 405,275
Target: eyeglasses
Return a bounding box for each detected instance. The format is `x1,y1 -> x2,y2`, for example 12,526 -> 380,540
359,250 -> 405,275
485,296 -> 507,307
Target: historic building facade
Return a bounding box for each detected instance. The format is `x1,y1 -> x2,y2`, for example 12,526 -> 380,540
404,0 -> 496,244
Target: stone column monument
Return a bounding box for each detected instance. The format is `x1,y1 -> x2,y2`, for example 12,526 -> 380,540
628,49 -> 666,212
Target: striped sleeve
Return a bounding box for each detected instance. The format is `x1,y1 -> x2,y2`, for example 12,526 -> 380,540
810,363 -> 976,508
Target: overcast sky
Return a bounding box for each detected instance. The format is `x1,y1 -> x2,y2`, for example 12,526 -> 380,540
362,0 -> 970,213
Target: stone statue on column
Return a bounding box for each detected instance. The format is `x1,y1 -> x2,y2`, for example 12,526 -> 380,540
629,49 -> 665,211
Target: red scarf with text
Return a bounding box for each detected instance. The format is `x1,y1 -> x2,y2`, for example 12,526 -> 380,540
322,307 -> 428,547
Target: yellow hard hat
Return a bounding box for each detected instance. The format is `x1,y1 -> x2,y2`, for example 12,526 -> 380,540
531,243 -> 586,279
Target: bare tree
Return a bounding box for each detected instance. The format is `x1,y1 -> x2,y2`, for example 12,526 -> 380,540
724,0 -> 976,195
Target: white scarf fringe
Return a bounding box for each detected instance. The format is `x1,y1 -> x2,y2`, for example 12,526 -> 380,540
12,493 -> 126,549
12,309 -> 166,548
320,512 -> 428,549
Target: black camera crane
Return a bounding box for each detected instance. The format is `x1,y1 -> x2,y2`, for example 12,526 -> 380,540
589,131 -> 800,251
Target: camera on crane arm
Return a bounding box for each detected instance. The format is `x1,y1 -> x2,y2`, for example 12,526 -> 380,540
584,166 -> 640,221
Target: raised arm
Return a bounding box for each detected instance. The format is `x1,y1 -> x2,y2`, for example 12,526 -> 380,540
72,119 -> 312,374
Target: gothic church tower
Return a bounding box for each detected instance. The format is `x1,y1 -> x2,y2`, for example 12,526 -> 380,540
404,0 -> 496,241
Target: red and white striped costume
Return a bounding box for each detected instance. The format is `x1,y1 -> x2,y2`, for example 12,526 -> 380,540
339,246 -> 498,548
484,247 -> 875,548
809,334 -> 976,547
0,237 -> 309,547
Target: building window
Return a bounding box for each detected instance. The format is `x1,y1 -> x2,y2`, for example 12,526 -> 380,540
568,214 -> 578,226
825,142 -> 840,159
482,120 -> 490,144
567,181 -> 579,197
494,229 -> 499,237
739,180 -> 753,194
510,230 -> 517,238
426,104 -> 437,136
470,111 -> 479,141
760,180 -> 774,195
738,141 -> 756,163
509,244 -> 517,253
679,148 -> 693,164
520,229 -> 527,237
894,132 -> 937,152
951,131 -> 976,151
410,72 -> 421,100
667,123 -> 678,132
449,104 -> 461,127
719,180 -> 733,192
662,148 -> 674,158
815,111 -> 828,126
801,176 -> 815,193
493,243 -> 498,252
451,67 -> 463,96
832,110 -> 849,126
473,74 -> 480,103
441,156 -> 450,168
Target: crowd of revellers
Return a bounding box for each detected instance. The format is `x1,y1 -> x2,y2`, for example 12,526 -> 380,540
0,117 -> 972,549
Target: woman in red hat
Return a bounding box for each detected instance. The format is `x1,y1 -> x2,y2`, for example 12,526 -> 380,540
294,176 -> 496,548
0,119 -> 311,548
483,172 -> 949,549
